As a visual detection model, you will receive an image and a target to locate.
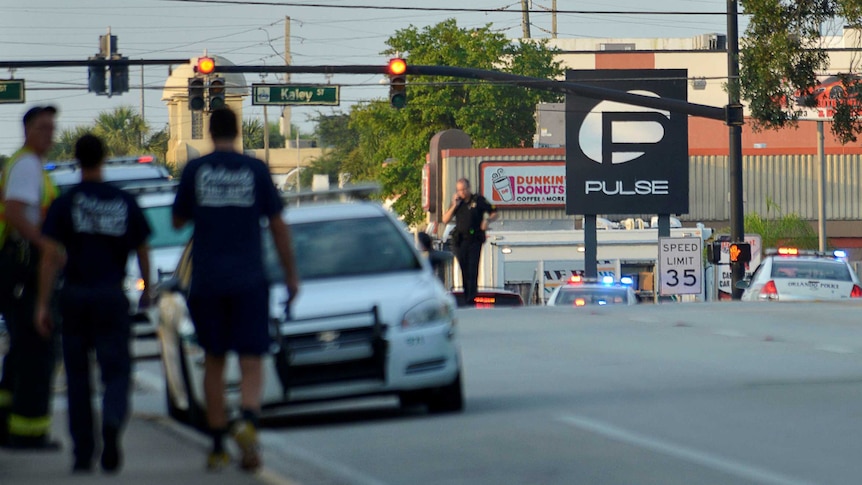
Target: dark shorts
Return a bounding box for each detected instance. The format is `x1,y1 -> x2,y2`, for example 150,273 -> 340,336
187,281 -> 270,356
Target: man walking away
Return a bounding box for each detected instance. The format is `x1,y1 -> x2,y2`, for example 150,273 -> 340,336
172,107 -> 299,472
36,134 -> 151,473
0,106 -> 61,449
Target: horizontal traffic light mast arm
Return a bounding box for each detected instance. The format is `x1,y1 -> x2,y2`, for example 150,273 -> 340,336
214,64 -> 727,121
0,59 -> 190,68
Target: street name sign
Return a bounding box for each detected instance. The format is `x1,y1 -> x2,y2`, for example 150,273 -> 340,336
659,237 -> 703,296
252,84 -> 339,106
0,80 -> 25,104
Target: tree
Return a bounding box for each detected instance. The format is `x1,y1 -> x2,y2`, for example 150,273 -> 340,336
300,112 -> 356,187
242,118 -> 286,149
145,126 -> 170,169
48,125 -> 93,161
92,106 -> 149,156
739,0 -> 862,142
340,19 -> 563,224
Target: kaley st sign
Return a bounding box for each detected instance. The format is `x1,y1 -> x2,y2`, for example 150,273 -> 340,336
565,69 -> 689,215
479,161 -> 565,208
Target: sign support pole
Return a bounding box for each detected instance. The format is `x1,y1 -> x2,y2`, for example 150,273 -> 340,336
817,120 -> 827,252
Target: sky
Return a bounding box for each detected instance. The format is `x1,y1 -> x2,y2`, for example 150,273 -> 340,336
0,0 -> 737,157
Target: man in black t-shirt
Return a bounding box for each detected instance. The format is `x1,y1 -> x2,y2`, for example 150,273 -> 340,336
172,107 -> 299,472
442,178 -> 497,306
35,134 -> 151,474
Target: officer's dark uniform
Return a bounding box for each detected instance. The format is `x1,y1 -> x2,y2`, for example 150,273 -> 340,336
41,181 -> 150,469
451,194 -> 495,306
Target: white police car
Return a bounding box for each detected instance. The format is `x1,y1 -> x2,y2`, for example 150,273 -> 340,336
546,275 -> 638,307
47,154 -> 172,194
157,198 -> 463,427
738,247 -> 862,301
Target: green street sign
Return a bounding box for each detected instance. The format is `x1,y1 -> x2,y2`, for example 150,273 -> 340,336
0,79 -> 25,104
252,84 -> 339,106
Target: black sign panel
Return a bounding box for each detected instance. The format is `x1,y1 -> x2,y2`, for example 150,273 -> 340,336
565,69 -> 688,215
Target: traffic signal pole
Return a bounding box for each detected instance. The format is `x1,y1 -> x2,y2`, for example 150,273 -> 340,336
727,0 -> 746,300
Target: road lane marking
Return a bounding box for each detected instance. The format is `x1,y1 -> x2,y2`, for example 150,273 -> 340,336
261,434 -> 392,485
558,415 -> 817,485
712,329 -> 747,338
814,345 -> 854,354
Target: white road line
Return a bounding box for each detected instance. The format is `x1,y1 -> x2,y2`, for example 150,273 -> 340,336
558,415 -> 817,485
814,345 -> 855,354
712,329 -> 747,338
261,435 -> 392,485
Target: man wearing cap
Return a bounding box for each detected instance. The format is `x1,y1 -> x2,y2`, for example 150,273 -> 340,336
0,106 -> 61,449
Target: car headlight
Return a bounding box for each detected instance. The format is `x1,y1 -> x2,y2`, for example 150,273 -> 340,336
401,299 -> 454,329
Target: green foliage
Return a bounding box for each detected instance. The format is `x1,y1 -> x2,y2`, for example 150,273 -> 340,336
145,126 -> 170,169
739,0 -> 862,142
242,118 -> 286,149
48,125 -> 93,161
92,106 -> 149,157
722,198 -> 819,253
311,19 -> 563,225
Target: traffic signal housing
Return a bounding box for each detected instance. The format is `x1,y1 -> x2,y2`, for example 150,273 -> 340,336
706,241 -> 721,265
88,59 -> 107,95
110,57 -> 129,95
387,58 -> 407,109
188,77 -> 205,111
729,242 -> 752,264
209,76 -> 226,110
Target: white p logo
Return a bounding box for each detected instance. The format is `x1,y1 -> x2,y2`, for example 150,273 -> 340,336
578,90 -> 670,165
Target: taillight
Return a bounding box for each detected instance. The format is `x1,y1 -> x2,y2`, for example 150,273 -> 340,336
759,280 -> 779,301
851,285 -> 862,298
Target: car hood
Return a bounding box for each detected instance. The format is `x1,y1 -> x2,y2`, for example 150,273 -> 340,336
269,270 -> 453,327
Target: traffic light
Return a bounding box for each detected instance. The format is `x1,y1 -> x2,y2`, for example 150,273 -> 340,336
387,58 -> 407,109
110,58 -> 129,95
196,56 -> 215,75
88,58 -> 107,95
729,242 -> 752,264
188,77 -> 205,111
209,76 -> 226,110
706,241 -> 721,264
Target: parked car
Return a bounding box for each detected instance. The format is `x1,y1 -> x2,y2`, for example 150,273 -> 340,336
157,199 -> 463,428
48,154 -> 171,193
450,288 -> 525,308
546,275 -> 638,307
738,248 -> 862,302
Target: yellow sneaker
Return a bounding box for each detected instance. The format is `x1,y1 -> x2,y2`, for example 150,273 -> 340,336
231,420 -> 261,472
206,451 -> 230,471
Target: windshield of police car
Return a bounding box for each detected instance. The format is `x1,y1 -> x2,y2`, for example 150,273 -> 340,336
555,287 -> 629,305
770,260 -> 852,281
264,215 -> 421,281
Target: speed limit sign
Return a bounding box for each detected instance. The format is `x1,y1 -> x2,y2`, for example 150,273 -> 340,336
658,237 -> 703,295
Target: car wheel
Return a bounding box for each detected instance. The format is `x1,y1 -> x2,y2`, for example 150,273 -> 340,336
425,372 -> 464,414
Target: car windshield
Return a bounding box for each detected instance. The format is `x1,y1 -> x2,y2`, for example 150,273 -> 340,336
264,215 -> 421,282
555,288 -> 629,305
143,205 -> 192,249
770,259 -> 852,281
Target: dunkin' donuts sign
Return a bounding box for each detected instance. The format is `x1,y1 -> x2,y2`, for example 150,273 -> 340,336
479,161 -> 566,208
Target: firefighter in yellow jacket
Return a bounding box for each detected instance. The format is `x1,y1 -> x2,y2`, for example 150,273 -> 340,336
0,106 -> 61,449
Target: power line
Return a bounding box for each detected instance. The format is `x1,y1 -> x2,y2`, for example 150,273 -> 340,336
160,0 -> 732,16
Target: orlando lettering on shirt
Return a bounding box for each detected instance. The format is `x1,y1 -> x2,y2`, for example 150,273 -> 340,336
71,192 -> 128,237
195,165 -> 255,207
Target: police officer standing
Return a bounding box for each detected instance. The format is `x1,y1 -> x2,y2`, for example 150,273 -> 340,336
442,178 -> 496,306
35,134 -> 151,473
0,106 -> 60,449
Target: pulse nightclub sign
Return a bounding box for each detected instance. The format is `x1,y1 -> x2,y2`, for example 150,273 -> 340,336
565,69 -> 689,215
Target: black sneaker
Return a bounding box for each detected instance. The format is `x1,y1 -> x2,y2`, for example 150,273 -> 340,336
72,459 -> 93,473
100,426 -> 122,473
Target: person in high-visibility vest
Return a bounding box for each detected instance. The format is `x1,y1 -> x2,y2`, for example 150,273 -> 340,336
0,105 -> 61,449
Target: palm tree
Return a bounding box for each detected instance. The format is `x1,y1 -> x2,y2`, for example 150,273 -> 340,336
92,106 -> 149,157
48,125 -> 93,161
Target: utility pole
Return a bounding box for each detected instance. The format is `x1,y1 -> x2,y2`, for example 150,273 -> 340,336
283,16 -> 291,140
552,0 -> 557,39
140,65 -> 145,147
521,0 -> 532,39
727,0 -> 746,299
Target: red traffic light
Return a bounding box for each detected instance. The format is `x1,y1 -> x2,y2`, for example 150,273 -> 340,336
387,58 -> 407,76
196,56 -> 215,75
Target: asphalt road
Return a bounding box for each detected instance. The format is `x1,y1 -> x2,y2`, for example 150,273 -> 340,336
104,301 -> 862,484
